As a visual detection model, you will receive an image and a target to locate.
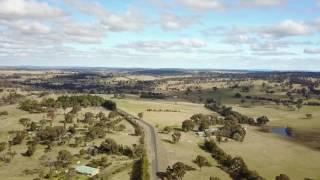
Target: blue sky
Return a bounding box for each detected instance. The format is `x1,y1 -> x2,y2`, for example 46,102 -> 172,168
0,0 -> 320,70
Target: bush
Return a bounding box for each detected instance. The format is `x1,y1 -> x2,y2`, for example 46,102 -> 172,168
182,120 -> 195,132
56,150 -> 73,167
234,93 -> 242,98
163,126 -> 172,133
256,116 -> 270,125
0,142 -> 7,152
19,99 -> 44,113
11,131 -> 27,145
98,138 -> 119,154
0,111 -> 8,116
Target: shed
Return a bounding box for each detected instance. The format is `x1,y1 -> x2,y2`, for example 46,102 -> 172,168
75,165 -> 100,177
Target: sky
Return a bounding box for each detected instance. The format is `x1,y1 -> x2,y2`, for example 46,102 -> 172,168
0,0 -> 320,70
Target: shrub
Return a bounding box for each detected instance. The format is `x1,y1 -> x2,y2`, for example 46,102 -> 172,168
0,111 -> 8,116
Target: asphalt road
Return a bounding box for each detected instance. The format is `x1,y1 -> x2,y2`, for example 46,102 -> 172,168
117,109 -> 161,180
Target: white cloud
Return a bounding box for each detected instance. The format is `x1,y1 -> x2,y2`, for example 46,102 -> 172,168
251,42 -> 279,51
161,13 -> 198,31
258,20 -> 311,38
117,38 -> 206,53
224,34 -> 256,44
0,0 -> 64,19
239,0 -> 287,7
304,48 -> 320,54
176,0 -> 225,11
65,0 -> 146,32
0,19 -> 51,34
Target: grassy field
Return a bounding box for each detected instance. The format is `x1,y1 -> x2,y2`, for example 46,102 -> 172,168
159,132 -> 231,180
231,104 -> 320,131
111,98 -> 214,129
219,126 -> 320,179
231,104 -> 320,149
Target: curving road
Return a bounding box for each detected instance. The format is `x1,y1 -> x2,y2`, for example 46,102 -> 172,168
117,109 -> 166,180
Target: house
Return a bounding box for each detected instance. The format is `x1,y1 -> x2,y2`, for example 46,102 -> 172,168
74,165 -> 100,177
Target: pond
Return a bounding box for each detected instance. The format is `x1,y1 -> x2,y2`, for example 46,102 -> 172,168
271,127 -> 292,137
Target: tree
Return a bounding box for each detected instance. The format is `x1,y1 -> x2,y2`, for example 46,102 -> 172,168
87,126 -> 106,139
193,155 -> 211,170
172,162 -> 187,179
96,112 -> 105,120
135,126 -> 143,136
99,138 -> 119,154
56,150 -> 73,167
234,93 -> 242,98
84,112 -> 94,124
23,143 -> 37,157
47,108 -> 56,127
163,126 -> 172,133
0,142 -> 7,152
157,162 -> 195,180
275,174 -> 290,180
108,111 -> 118,118
70,104 -> 81,114
296,99 -> 303,110
64,113 -> 74,123
216,134 -> 222,144
138,112 -> 144,119
256,116 -> 269,125
182,120 -> 194,132
29,121 -> 38,131
296,99 -> 303,111
172,131 -> 181,144
19,118 -> 31,128
198,120 -> 210,131
39,119 -> 47,130
305,113 -> 313,119
11,131 -> 26,145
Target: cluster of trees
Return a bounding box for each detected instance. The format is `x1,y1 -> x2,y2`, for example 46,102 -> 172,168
146,109 -> 180,112
219,121 -> 246,142
131,151 -> 150,180
193,155 -> 211,170
36,126 -> 66,144
205,99 -> 255,125
204,139 -> 265,180
181,113 -> 249,141
140,92 -> 167,99
19,99 -> 46,113
57,95 -> 117,111
2,93 -> 24,104
182,113 -> 222,132
94,138 -> 144,158
242,95 -> 310,110
157,162 -> 195,180
19,95 -> 117,113
116,110 -> 144,136
205,98 -> 270,126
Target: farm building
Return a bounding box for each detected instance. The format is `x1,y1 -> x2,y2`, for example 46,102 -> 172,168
74,165 -> 100,177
